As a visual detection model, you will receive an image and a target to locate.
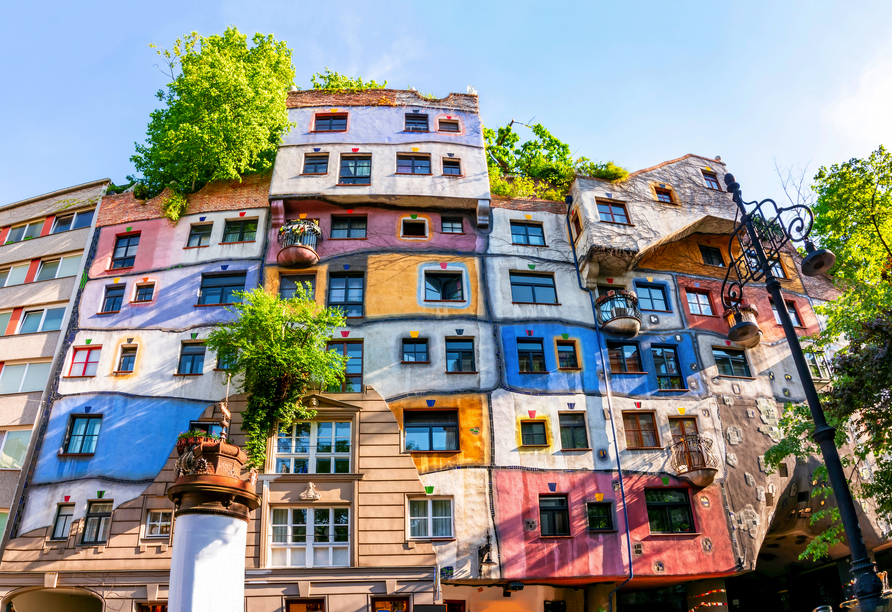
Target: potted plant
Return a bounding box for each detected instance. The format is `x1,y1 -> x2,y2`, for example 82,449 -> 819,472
175,429 -> 221,455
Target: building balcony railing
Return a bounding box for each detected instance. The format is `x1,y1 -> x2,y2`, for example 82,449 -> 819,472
669,434 -> 719,488
594,290 -> 641,336
277,220 -> 321,268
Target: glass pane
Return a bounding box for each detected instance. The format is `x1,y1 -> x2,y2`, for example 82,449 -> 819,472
58,255 -> 82,278
0,312 -> 10,335
314,547 -> 330,566
73,210 -> 94,229
270,547 -> 287,565
0,365 -> 26,394
36,261 -> 60,282
21,362 -> 51,392
19,312 -> 42,334
332,547 -> 349,566
647,507 -> 669,532
290,547 -> 306,567
7,264 -> 30,286
41,308 -> 65,331
0,430 -> 31,468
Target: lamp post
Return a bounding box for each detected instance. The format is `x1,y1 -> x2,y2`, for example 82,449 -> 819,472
719,173 -> 883,611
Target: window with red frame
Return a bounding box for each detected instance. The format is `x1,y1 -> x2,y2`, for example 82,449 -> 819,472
70,348 -> 100,377
686,290 -> 714,316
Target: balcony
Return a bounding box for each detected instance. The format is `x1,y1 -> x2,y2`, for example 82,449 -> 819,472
595,290 -> 641,336
722,303 -> 762,348
277,220 -> 321,268
669,434 -> 719,488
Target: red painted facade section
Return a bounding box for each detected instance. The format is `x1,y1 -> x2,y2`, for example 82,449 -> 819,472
5,308 -> 24,335
677,277 -> 729,335
22,259 -> 41,284
0,227 -> 8,244
39,216 -> 55,237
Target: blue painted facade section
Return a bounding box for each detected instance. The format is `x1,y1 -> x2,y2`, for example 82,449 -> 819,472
33,394 -> 211,484
500,325 -> 603,393
599,331 -> 706,398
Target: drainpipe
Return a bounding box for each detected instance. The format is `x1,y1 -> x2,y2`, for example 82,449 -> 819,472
565,195 -> 633,611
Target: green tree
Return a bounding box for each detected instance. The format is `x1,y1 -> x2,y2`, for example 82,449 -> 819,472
131,27 -> 296,222
205,285 -> 348,467
310,68 -> 387,91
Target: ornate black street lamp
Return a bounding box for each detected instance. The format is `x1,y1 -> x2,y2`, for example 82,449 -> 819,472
719,173 -> 883,611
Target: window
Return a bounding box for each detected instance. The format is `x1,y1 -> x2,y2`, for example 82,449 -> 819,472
559,413 -> 588,449
222,220 -> 257,243
699,245 -> 725,267
441,217 -> 463,234
510,222 -> 545,246
83,501 -> 113,545
402,339 -> 429,363
102,286 -> 125,312
623,412 -> 659,448
326,342 -> 362,391
0,362 -> 51,393
314,113 -> 347,132
187,224 -> 212,247
769,258 -> 787,278
190,421 -> 225,437
371,598 -> 409,612
198,273 -> 246,305
36,255 -> 82,281
645,489 -> 694,533
587,502 -> 613,531
805,350 -> 831,380
409,498 -> 453,538
652,346 -> 683,389
539,495 -> 570,536
404,411 -> 459,451
446,339 -> 475,373
270,507 -> 349,567
0,311 -> 10,334
521,421 -> 547,446
686,291 -> 714,316
396,155 -> 431,175
111,234 -> 140,269
6,222 -> 42,243
702,171 -> 721,190
330,217 -> 367,239
654,188 -> 674,203
405,113 -> 429,132
517,339 -> 546,372
280,275 -> 316,300
597,200 -> 630,224
216,351 -> 236,371
134,284 -> 155,302
438,119 -> 460,132
425,273 -> 463,301
510,273 -> 557,304
669,418 -> 705,469
178,344 -> 205,375
69,348 -> 100,377
338,156 -> 371,185
0,430 -> 31,468
401,219 -> 428,237
303,154 -> 329,174
557,342 -> 579,369
286,600 -> 326,612
51,504 -> 74,540
636,284 -> 668,311
1,264 -> 30,287
608,342 -> 643,373
52,210 -> 94,234
771,299 -> 802,326
64,416 -> 101,454
146,510 -> 172,538
276,422 -> 351,474
117,347 -> 137,373
328,274 -> 364,317
443,159 -> 462,176
712,347 -> 752,377
18,307 -> 64,333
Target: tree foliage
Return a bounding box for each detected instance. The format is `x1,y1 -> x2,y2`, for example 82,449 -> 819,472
205,286 -> 348,467
484,121 -> 628,201
310,68 -> 387,91
131,27 -> 296,221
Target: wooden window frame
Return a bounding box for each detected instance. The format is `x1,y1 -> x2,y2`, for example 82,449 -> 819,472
396,154 -> 432,176
685,289 -> 717,317
440,217 -> 464,234
110,233 -> 140,270
302,153 -> 330,175
520,420 -> 548,446
132,283 -> 155,303
437,118 -> 461,133
644,488 -> 696,534
404,113 -> 430,132
176,343 -> 206,376
82,500 -> 114,545
197,273 -> 247,306
442,158 -> 463,177
654,187 -> 675,204
701,171 -> 722,191
652,345 -> 686,390
49,504 -> 75,541
539,494 -> 571,537
312,113 -> 348,133
699,245 -> 725,267
635,283 -> 670,312
221,219 -> 258,244
596,199 -> 632,225
587,501 -> 615,532
607,341 -> 644,374
329,216 -> 368,240
401,338 -> 430,364
445,338 -> 476,373
556,340 -> 580,370
517,338 -> 547,373
712,346 -> 753,378
771,298 -> 803,327
509,272 -> 559,305
403,410 -> 460,453
115,346 -> 137,374
558,412 -> 590,450
622,410 -> 661,449
186,223 -> 213,249
327,273 -> 365,318
337,155 -> 372,186
400,218 -> 429,239
101,284 -> 126,314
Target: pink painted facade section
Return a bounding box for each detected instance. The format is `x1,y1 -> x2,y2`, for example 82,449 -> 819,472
494,470 -> 628,583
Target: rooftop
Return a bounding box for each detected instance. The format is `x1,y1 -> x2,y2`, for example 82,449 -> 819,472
285,88 -> 479,113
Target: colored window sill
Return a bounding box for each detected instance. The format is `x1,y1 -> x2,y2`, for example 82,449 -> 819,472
657,388 -> 690,393
610,371 -> 649,375
401,361 -> 431,365
213,368 -> 234,372
646,532 -> 700,537
560,448 -> 592,452
424,299 -> 465,303
402,235 -> 430,239
311,129 -> 347,133
301,172 -> 329,176
539,535 -> 574,539
557,367 -> 582,371
63,375 -> 96,379
442,232 -> 465,235
588,529 -> 618,534
96,311 -> 120,315
689,313 -> 720,318
441,174 -> 464,178
520,444 -> 549,448
111,370 -> 134,375
194,303 -> 237,308
131,300 -> 153,304
409,450 -> 460,454
402,130 -> 430,133
600,221 -> 635,227
511,243 -> 548,247
109,266 -> 134,271
640,309 -> 672,314
173,373 -> 203,377
269,473 -> 364,482
183,245 -> 210,250
395,172 -> 433,176
336,183 -> 371,187
512,302 -> 560,306
445,371 -> 478,375
627,447 -> 664,451
519,370 -> 549,375
717,375 -> 756,380
58,453 -> 95,457
412,537 -> 457,542
46,538 -> 68,542
219,241 -> 256,245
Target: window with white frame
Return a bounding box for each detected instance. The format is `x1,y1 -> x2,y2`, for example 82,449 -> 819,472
0,263 -> 31,287
275,422 -> 351,474
270,507 -> 349,567
52,210 -> 94,234
17,307 -> 65,333
0,311 -> 10,335
50,504 -> 74,540
5,221 -> 43,244
409,498 -> 453,539
0,429 -> 31,469
0,362 -> 52,394
146,509 -> 172,538
35,255 -> 82,281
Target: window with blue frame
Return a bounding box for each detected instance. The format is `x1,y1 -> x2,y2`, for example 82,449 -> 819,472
517,339 -> 546,372
636,284 -> 669,311
652,346 -> 684,389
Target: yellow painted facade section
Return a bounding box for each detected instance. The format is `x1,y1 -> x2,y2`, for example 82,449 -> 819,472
389,394 -> 489,474
638,233 -> 806,293
514,416 -> 555,452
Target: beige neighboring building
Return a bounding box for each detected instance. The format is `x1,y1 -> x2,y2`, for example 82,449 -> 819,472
0,179 -> 108,542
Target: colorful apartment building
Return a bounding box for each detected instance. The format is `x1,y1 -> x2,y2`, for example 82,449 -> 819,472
0,89 -> 884,612
0,179 -> 108,549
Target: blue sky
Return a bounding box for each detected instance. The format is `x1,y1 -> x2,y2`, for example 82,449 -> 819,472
2,1 -> 891,205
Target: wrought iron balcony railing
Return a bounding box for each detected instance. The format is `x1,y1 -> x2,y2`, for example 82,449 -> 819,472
669,434 -> 719,487
277,220 -> 322,268
594,291 -> 641,336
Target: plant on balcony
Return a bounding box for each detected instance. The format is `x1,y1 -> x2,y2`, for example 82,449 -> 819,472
175,429 -> 222,454
205,286 -> 348,468
277,219 -> 322,245
595,288 -> 638,304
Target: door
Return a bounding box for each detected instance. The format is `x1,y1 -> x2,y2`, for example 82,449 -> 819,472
669,418 -> 705,469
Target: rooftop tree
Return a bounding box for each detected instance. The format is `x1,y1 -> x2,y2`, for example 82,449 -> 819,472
205,285 -> 348,468
130,27 -> 296,222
